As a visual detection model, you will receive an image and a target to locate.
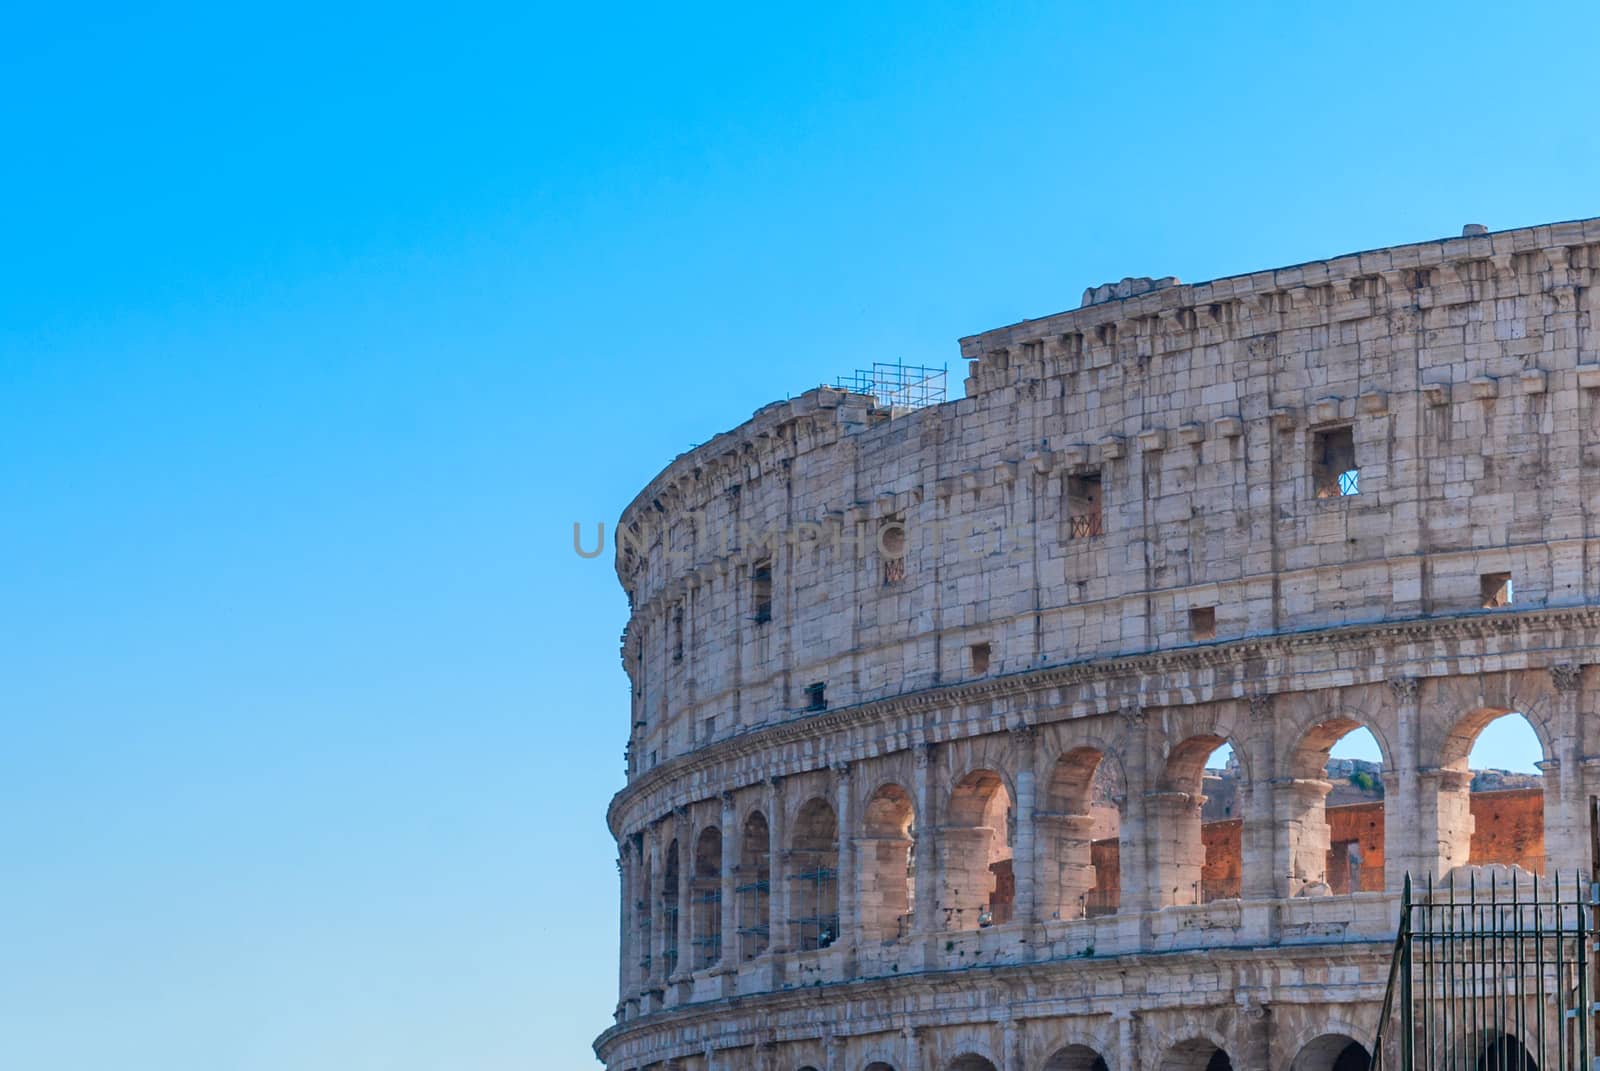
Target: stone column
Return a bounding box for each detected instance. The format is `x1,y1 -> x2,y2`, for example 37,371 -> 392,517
912,743 -> 938,936
1384,676 -> 1426,887
1547,662 -> 1586,879
719,791 -> 738,969
938,824 -> 997,929
1114,1011 -> 1139,1071
1235,995 -> 1273,1071
647,823 -> 665,990
1034,812 -> 1099,919
1010,726 -> 1039,926
615,850 -> 629,1010
825,1035 -> 841,1071
673,807 -> 693,983
832,762 -> 855,966
1117,705 -> 1156,918
1144,788 -> 1205,906
1241,694 -> 1278,901
767,777 -> 789,955
1273,778 -> 1334,897
1417,768 -> 1475,881
1003,1018 -> 1024,1071
903,1026 -> 924,1071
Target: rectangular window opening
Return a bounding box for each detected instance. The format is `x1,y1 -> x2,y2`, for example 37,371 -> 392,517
671,603 -> 685,662
1313,426 -> 1359,498
1189,606 -> 1217,641
1066,472 -> 1103,539
751,558 -> 773,623
804,681 -> 827,712
970,642 -> 991,676
1481,572 -> 1513,609
880,514 -> 907,586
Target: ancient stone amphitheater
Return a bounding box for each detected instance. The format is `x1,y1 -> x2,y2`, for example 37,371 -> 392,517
595,219 -> 1600,1071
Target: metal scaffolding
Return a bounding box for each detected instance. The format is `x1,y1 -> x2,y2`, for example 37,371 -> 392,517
735,866 -> 770,957
789,865 -> 840,951
833,361 -> 947,410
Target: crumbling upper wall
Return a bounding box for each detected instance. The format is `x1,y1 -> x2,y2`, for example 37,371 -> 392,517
616,217 -> 1600,780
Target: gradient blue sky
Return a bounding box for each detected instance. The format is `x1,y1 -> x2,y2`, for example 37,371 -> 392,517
0,3 -> 1579,1069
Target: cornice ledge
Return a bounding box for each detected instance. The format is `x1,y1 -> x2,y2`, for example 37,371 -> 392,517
608,604 -> 1600,835
593,933 -> 1396,1061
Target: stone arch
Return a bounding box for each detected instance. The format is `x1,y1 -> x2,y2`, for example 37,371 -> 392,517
1038,745 -> 1124,919
945,1055 -> 1000,1071
1040,1043 -> 1111,1071
859,782 -> 916,943
1281,712 -> 1390,897
1154,731 -> 1243,906
942,767 -> 1014,929
1159,1036 -> 1234,1071
790,797 -> 840,950
946,752 -> 1018,820
737,810 -> 770,959
691,825 -> 722,969
1160,731 -> 1245,792
1465,1030 -> 1538,1071
1437,707 -> 1551,773
1289,1033 -> 1371,1071
1432,703 -> 1550,879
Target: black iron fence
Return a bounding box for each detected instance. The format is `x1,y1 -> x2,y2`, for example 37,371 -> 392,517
1374,871 -> 1592,1071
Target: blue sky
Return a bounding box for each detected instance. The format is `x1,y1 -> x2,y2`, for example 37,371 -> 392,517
0,3 -> 1580,1068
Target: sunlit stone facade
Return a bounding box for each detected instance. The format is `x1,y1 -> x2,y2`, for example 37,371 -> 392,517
596,219 -> 1600,1071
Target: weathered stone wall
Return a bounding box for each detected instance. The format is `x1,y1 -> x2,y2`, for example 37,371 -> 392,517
599,219 -> 1600,1071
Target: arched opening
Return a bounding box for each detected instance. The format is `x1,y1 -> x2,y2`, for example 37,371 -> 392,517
859,783 -> 916,943
863,1064 -> 899,1071
1465,714 -> 1545,873
636,848 -> 654,982
1284,721 -> 1387,896
1155,736 -> 1239,906
1473,1031 -> 1538,1071
736,811 -> 770,960
1159,1038 -> 1233,1071
1038,747 -> 1123,919
1043,1043 -> 1111,1071
691,826 -> 722,969
942,769 -> 1014,929
946,1055 -> 1000,1071
661,838 -> 680,977
1291,1034 -> 1371,1071
1436,710 -> 1546,877
790,798 -> 839,951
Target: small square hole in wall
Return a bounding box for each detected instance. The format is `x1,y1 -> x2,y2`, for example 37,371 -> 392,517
970,642 -> 991,675
1189,606 -> 1217,641
1481,572 -> 1513,608
804,681 -> 827,712
1312,425 -> 1359,498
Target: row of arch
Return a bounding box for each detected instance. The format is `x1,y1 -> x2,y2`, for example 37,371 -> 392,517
630,701 -> 1550,986
781,1031 -> 1375,1071
778,1031 -> 1537,1071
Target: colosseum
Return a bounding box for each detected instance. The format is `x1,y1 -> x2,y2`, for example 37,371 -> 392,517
594,218 -> 1600,1071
